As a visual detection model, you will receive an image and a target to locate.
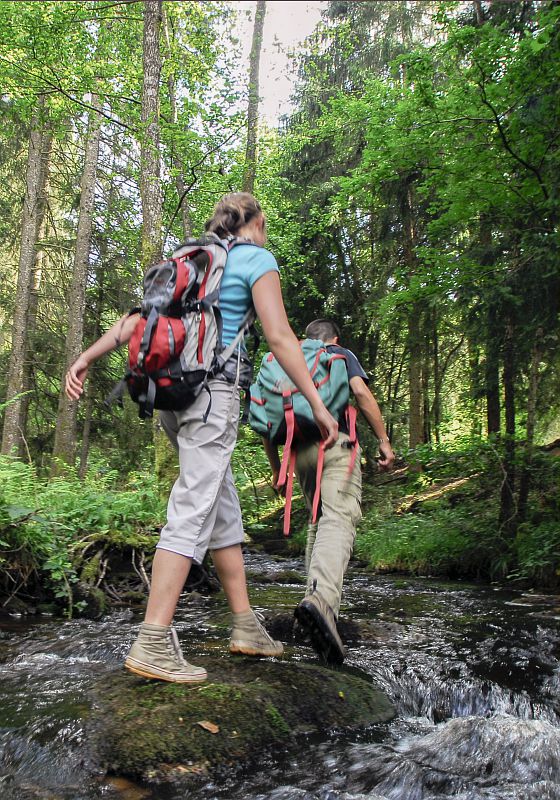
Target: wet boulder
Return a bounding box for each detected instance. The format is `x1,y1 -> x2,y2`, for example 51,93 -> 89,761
90,658 -> 395,782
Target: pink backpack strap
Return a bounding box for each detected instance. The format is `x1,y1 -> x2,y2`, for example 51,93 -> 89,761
277,394 -> 295,487
311,440 -> 326,523
346,405 -> 359,477
282,448 -> 297,537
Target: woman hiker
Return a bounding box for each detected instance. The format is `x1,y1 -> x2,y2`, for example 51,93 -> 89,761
65,192 -> 338,683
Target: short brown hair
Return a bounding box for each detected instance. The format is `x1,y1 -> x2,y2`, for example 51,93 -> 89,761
305,319 -> 341,342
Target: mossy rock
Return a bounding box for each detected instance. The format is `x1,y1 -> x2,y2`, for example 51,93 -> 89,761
91,658 -> 394,782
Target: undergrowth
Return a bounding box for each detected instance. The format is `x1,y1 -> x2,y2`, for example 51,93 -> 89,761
354,437 -> 560,586
0,454 -> 165,616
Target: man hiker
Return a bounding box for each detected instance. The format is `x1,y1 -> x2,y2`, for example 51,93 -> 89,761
262,319 -> 395,665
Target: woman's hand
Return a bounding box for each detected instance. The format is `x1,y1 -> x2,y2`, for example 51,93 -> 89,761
312,402 -> 339,448
65,355 -> 90,400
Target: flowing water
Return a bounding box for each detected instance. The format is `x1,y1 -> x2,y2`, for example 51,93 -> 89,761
1,551 -> 559,800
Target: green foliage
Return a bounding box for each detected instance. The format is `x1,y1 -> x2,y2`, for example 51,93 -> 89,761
355,440 -> 560,585
231,426 -> 284,524
0,455 -> 165,614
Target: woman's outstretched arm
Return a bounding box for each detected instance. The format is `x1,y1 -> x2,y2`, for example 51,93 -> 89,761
65,312 -> 140,400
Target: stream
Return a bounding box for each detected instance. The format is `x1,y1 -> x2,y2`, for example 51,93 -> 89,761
1,551 -> 559,800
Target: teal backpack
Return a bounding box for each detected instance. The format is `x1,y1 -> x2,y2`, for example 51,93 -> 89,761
249,339 -> 358,535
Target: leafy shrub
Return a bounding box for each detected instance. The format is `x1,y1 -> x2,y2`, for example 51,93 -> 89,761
0,456 -> 166,615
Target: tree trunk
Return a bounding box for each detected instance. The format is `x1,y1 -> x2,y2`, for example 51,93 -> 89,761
141,0 -> 174,485
408,306 -> 424,448
78,378 -> 94,480
2,99 -> 49,456
517,328 -> 543,522
242,0 -> 266,193
140,0 -> 163,266
20,129 -> 53,440
473,0 -> 484,26
499,320 -> 516,535
479,217 -> 501,436
485,304 -> 501,436
389,348 -> 406,444
432,309 -> 441,443
162,6 -> 192,239
51,93 -> 103,473
402,183 -> 423,449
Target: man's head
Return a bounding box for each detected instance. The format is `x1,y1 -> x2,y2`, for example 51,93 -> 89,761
305,319 -> 341,345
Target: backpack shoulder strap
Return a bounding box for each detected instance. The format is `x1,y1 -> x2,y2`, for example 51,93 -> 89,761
226,236 -> 264,251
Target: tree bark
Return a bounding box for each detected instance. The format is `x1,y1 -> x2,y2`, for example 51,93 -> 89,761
432,308 -> 441,443
485,307 -> 501,436
162,6 -> 192,239
479,217 -> 501,436
499,320 -> 517,535
517,328 -> 543,522
242,0 -> 266,194
2,98 -> 49,456
51,93 -> 103,473
402,183 -> 423,449
78,378 -> 94,480
473,0 -> 485,26
20,129 -> 53,441
141,0 -> 174,483
140,0 -> 163,266
408,306 -> 424,448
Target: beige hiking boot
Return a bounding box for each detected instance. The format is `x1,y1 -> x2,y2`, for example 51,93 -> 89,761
124,622 -> 207,683
294,586 -> 346,665
229,610 -> 284,657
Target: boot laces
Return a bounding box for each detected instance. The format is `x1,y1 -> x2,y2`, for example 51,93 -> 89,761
253,610 -> 275,644
168,626 -> 187,667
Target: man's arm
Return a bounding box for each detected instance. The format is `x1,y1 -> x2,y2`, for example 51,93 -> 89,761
262,438 -> 286,495
349,375 -> 395,471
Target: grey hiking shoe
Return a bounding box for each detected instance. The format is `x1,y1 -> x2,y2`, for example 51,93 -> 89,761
230,610 -> 284,657
294,587 -> 345,665
124,622 -> 207,683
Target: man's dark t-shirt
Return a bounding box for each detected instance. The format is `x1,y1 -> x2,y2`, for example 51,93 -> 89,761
326,344 -> 368,434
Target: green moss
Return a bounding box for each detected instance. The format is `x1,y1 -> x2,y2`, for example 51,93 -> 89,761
265,703 -> 290,736
80,550 -> 102,584
92,659 -> 394,781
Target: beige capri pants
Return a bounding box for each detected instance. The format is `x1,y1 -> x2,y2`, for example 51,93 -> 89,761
157,379 -> 244,564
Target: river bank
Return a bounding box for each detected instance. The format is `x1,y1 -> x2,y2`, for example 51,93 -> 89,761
0,436 -> 558,620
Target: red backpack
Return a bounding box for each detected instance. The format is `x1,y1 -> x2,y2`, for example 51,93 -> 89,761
124,235 -> 256,419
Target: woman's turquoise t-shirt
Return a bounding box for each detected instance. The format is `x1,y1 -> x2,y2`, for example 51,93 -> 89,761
219,244 -> 279,347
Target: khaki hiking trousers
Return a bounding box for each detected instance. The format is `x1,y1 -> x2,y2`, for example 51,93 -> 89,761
296,433 -> 362,617
157,379 -> 244,564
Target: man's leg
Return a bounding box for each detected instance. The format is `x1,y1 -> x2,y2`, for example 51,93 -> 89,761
305,521 -> 318,573
295,436 -> 362,663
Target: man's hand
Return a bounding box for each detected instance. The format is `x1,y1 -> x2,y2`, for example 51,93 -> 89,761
65,355 -> 90,400
311,402 -> 339,448
378,441 -> 395,472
